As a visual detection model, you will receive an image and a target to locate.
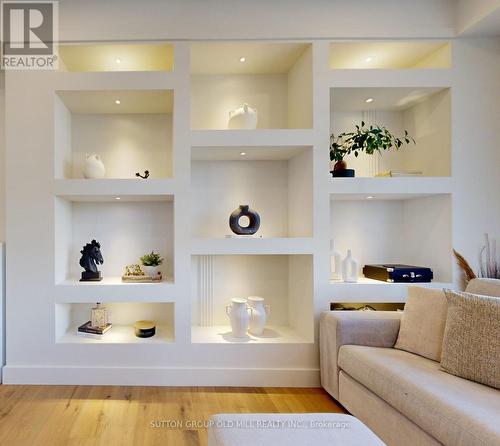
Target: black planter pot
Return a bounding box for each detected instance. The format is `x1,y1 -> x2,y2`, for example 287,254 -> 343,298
330,169 -> 355,178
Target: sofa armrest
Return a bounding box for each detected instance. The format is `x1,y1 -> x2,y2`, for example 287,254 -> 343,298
319,311 -> 402,400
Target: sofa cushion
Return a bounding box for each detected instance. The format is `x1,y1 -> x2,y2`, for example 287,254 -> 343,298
394,286 -> 447,361
441,289 -> 500,389
338,345 -> 500,446
465,278 -> 500,297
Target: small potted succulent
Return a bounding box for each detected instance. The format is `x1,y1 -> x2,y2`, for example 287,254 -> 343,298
140,251 -> 164,277
330,122 -> 415,177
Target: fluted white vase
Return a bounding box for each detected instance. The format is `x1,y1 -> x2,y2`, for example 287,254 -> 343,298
247,296 -> 270,336
226,298 -> 251,338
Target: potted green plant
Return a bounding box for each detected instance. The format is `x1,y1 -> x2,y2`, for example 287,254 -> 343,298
330,121 -> 415,177
140,251 -> 164,277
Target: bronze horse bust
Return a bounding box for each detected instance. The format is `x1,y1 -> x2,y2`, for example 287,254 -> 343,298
79,239 -> 104,281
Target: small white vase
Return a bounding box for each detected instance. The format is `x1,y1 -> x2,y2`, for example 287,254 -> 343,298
247,296 -> 270,336
142,265 -> 160,277
226,298 -> 251,338
330,239 -> 342,281
342,249 -> 359,283
228,103 -> 258,129
83,154 -> 105,179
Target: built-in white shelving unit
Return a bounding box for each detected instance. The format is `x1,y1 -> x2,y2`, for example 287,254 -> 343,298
4,39 -> 457,386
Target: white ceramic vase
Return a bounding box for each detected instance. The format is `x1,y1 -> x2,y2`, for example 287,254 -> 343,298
330,239 -> 342,281
226,298 -> 251,338
83,154 -> 105,179
342,249 -> 359,283
247,296 -> 270,336
228,103 -> 258,129
142,265 -> 160,277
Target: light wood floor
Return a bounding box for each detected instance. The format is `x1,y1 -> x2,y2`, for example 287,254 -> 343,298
0,385 -> 344,446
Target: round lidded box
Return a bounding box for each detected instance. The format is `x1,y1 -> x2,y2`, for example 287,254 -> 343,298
134,320 -> 156,338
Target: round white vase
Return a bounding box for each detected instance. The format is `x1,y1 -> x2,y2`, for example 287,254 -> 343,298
226,298 -> 251,338
227,103 -> 258,129
247,296 -> 270,335
83,154 -> 106,179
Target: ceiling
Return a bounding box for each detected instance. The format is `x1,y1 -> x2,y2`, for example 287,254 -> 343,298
191,42 -> 310,75
56,90 -> 174,114
329,41 -> 450,69
59,44 -> 174,72
191,146 -> 308,161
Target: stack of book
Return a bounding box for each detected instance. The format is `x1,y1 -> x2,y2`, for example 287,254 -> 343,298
78,321 -> 112,339
375,170 -> 423,177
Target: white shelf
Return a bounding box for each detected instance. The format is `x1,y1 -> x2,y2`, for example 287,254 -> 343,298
328,278 -> 455,303
191,325 -> 311,344
57,324 -> 174,344
190,129 -> 314,147
54,179 -> 176,201
55,277 -> 176,302
327,69 -> 451,88
191,237 -> 314,255
329,177 -> 454,199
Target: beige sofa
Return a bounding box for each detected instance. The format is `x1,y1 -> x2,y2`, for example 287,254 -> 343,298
320,278 -> 500,446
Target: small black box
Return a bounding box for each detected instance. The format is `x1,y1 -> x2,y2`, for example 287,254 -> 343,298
363,264 -> 433,283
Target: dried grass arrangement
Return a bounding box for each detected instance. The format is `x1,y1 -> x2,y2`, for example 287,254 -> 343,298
454,233 -> 500,283
478,233 -> 500,279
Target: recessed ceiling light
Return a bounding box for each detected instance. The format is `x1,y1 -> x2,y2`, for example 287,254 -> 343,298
116,58 -> 121,64
240,152 -> 246,156
365,57 -> 373,63
365,98 -> 374,103
366,196 -> 374,200
115,99 -> 121,105
115,197 -> 121,200
239,57 -> 246,63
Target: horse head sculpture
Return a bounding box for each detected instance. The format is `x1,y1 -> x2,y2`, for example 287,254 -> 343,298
79,239 -> 104,273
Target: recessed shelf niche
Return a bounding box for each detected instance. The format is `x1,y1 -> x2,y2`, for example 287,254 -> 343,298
54,195 -> 174,284
59,44 -> 174,72
330,87 -> 451,177
55,90 -> 173,179
329,41 -> 451,69
191,255 -> 313,343
191,146 -> 313,238
330,194 -> 453,283
191,42 -> 312,129
55,302 -> 174,344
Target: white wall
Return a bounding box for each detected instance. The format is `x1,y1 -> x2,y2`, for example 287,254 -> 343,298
287,46 -> 313,129
191,75 -> 288,129
58,0 -> 456,41
191,160 -> 289,238
452,38 -> 500,271
0,73 -> 4,241
2,29 -> 500,385
71,114 -> 173,179
68,201 -> 174,279
403,89 -> 451,176
330,195 -> 453,282
330,90 -> 452,177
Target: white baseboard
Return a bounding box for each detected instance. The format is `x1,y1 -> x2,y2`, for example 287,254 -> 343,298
1,365 -> 320,387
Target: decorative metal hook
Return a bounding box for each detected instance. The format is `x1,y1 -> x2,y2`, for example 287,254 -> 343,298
135,170 -> 150,179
